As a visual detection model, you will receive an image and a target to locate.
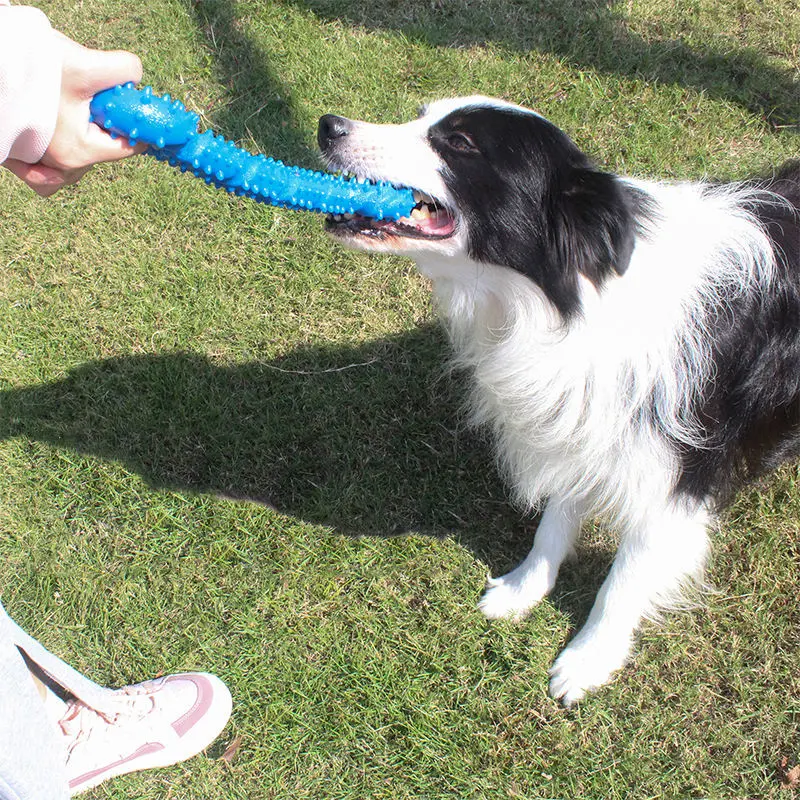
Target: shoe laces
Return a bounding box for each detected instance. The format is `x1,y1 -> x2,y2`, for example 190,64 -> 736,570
60,691 -> 160,764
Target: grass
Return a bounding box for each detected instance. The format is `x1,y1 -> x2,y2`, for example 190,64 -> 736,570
0,0 -> 798,797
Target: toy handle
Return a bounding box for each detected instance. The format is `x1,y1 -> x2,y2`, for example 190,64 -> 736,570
89,83 -> 415,220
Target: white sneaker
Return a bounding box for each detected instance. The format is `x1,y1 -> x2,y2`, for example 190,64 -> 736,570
60,672 -> 232,795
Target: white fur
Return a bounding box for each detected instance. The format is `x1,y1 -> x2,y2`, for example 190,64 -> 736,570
325,99 -> 781,704
428,180 -> 776,511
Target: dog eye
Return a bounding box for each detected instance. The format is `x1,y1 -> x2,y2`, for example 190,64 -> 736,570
446,131 -> 478,154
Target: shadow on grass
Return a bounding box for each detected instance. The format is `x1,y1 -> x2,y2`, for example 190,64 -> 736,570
0,326 -> 538,571
291,0 -> 798,128
0,324 -> 620,624
181,0 -> 795,180
183,0 -> 317,163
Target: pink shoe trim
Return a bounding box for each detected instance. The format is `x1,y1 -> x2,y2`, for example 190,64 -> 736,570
171,674 -> 215,738
68,742 -> 164,790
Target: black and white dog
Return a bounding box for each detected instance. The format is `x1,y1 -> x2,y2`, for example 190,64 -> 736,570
317,97 -> 800,705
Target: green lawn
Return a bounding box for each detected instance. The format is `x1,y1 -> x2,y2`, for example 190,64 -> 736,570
1,0 -> 798,797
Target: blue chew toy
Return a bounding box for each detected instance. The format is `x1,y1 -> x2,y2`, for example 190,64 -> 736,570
89,83 -> 416,220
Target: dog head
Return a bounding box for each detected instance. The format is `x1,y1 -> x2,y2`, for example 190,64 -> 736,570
318,97 -> 649,317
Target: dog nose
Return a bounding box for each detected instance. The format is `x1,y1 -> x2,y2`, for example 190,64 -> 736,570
317,114 -> 352,150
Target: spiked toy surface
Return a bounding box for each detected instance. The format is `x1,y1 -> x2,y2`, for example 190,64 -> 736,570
89,83 -> 416,220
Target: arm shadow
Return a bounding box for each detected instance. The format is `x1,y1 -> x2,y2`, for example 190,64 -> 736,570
181,0 -> 317,164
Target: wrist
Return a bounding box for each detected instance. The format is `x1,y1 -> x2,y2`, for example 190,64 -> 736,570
0,7 -> 63,164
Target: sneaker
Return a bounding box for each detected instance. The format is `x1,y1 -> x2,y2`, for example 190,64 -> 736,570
60,672 -> 232,795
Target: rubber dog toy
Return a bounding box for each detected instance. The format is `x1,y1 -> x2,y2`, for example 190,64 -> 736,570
89,83 -> 415,220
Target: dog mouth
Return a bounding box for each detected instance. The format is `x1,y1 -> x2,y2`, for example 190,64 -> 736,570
325,188 -> 457,241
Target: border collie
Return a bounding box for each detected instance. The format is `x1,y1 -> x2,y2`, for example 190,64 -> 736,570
317,97 -> 800,706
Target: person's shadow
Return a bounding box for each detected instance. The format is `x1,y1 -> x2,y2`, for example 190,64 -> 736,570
292,0 -> 799,128
184,0 -> 798,157
0,328 -> 614,622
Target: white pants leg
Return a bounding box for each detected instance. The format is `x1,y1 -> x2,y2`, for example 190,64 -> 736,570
0,601 -> 124,800
0,602 -> 69,800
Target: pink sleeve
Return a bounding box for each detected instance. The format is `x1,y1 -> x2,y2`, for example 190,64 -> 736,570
0,3 -> 62,164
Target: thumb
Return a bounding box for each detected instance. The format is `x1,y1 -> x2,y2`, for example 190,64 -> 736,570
55,33 -> 143,99
78,48 -> 144,97
83,125 -> 149,163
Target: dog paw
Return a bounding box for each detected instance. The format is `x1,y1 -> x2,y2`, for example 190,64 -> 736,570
548,635 -> 631,706
477,567 -> 551,621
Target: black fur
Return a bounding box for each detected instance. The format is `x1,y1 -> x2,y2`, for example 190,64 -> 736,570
428,106 -> 653,318
674,162 -> 800,503
321,99 -> 800,513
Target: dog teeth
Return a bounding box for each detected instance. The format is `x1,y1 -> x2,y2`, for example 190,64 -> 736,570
411,206 -> 431,221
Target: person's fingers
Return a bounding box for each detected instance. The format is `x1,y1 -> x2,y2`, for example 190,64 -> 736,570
9,33 -> 146,191
3,159 -> 89,196
3,159 -> 64,194
79,47 -> 147,161
79,48 -> 143,97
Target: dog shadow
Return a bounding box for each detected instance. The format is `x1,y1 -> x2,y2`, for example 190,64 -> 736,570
0,325 -> 615,622
0,327 -> 520,568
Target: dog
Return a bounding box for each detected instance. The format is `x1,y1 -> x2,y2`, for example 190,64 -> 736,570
316,97 -> 800,705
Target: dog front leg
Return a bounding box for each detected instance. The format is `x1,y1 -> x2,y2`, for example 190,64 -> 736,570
478,495 -> 583,621
548,500 -> 711,706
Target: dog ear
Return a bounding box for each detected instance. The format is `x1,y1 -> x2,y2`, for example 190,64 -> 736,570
549,168 -> 640,284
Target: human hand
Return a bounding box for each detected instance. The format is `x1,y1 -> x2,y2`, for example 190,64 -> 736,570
4,33 -> 145,197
